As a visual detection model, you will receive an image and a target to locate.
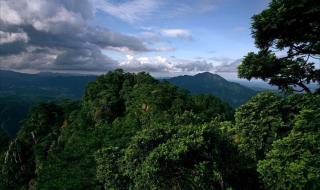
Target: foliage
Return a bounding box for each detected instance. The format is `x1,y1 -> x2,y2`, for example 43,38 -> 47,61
1,1 -> 320,190
0,70 -> 235,189
258,109 -> 320,190
1,69 -> 319,190
96,122 -> 260,190
234,92 -> 285,160
0,101 -> 79,190
238,0 -> 320,93
0,130 -> 10,190
234,92 -> 320,160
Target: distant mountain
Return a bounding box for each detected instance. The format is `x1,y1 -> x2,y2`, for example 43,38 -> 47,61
0,70 -> 256,136
167,72 -> 257,107
0,70 -> 97,136
0,70 -> 97,99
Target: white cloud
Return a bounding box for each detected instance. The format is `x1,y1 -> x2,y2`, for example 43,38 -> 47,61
160,29 -> 192,40
0,31 -> 28,44
0,1 -> 23,25
119,55 -> 173,72
119,55 -> 215,73
214,59 -> 242,73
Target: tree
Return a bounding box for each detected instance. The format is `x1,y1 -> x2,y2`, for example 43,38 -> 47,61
233,92 -> 320,189
238,0 -> 320,93
234,92 -> 320,161
0,101 -> 79,190
95,122 -> 259,190
1,70 -> 238,189
257,109 -> 320,190
0,130 -> 10,190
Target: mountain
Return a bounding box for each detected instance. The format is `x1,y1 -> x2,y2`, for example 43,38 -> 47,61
0,70 -> 97,99
166,72 -> 257,107
0,70 -> 256,136
0,70 -> 97,136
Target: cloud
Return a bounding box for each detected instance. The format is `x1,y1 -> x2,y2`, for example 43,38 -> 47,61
0,0 -> 219,75
160,29 -> 192,40
119,55 -> 173,72
96,0 -> 216,24
0,31 -> 28,44
119,55 -> 215,73
96,0 -> 162,23
162,0 -> 216,19
0,46 -> 118,72
0,0 -> 153,72
214,59 -> 242,73
137,27 -> 192,42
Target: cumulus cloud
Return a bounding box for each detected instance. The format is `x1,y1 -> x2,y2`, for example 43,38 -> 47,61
0,0 -> 220,75
119,55 -> 215,73
119,55 -> 173,72
0,0 -> 152,72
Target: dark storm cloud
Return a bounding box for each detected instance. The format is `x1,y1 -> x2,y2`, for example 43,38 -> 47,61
0,0 -> 150,72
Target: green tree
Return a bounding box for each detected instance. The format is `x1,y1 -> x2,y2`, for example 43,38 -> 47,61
234,92 -> 286,160
0,101 -> 78,190
2,70 -> 237,189
94,122 -> 260,190
238,0 -> 320,93
234,92 -> 320,161
258,109 -> 320,190
0,130 -> 10,190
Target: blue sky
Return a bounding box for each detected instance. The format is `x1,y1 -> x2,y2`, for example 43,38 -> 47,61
0,0 -> 270,78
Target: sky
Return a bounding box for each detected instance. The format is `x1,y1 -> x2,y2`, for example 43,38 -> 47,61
0,0 -> 269,78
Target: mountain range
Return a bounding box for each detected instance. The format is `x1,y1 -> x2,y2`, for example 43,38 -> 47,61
0,70 -> 97,99
0,70 -> 258,136
166,72 -> 257,107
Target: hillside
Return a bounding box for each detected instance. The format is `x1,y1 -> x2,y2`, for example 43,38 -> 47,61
0,70 -> 97,99
0,70 -> 257,136
0,70 -> 96,136
1,70 -> 319,190
167,72 -> 257,107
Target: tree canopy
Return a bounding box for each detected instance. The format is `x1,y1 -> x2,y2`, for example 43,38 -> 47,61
1,1 -> 320,189
238,0 -> 320,93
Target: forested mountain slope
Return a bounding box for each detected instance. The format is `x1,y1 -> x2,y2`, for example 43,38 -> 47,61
1,70 -> 319,190
0,70 -> 96,98
0,70 -> 256,136
167,72 -> 257,107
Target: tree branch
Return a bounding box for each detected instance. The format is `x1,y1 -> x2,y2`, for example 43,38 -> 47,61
296,82 -> 311,93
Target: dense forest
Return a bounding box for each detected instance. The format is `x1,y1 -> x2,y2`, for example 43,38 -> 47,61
0,70 -> 258,136
1,0 -> 319,189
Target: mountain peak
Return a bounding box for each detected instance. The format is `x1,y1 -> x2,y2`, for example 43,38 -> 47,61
194,72 -> 226,81
167,72 -> 257,107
